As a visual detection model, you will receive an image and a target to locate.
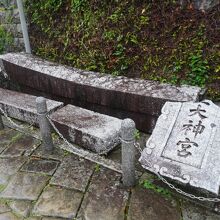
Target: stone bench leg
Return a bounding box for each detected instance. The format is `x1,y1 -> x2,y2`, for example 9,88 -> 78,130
121,119 -> 136,187
36,97 -> 54,152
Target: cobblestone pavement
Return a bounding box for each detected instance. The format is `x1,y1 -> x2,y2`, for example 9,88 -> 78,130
0,127 -> 220,220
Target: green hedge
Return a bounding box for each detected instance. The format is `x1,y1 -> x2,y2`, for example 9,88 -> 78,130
26,0 -> 220,99
0,25 -> 13,54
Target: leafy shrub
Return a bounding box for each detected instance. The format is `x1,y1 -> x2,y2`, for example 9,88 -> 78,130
140,178 -> 172,199
26,0 -> 220,99
187,53 -> 209,87
0,25 -> 13,54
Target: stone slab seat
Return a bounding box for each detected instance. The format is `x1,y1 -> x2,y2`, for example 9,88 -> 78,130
0,87 -> 63,124
0,53 -> 204,133
50,104 -> 122,154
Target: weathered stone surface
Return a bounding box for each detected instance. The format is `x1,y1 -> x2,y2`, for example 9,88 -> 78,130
1,134 -> 40,157
78,167 -> 129,220
50,104 -> 121,154
0,87 -> 63,125
21,157 -> 59,175
0,129 -> 19,154
128,186 -> 181,220
107,132 -> 149,173
0,53 -> 202,132
9,200 -> 32,217
182,201 -> 220,220
179,0 -> 220,10
0,202 -> 11,214
12,8 -> 20,24
139,100 -> 220,195
32,144 -> 66,161
42,218 -> 65,220
33,186 -> 83,219
0,212 -> 21,220
50,155 -> 94,192
0,157 -> 27,185
2,117 -> 42,140
0,172 -> 50,200
58,142 -> 122,173
25,217 -> 41,220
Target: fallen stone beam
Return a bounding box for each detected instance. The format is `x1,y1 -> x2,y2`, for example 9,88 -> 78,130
0,88 -> 63,125
2,115 -> 123,173
50,104 -> 122,154
0,53 -> 204,132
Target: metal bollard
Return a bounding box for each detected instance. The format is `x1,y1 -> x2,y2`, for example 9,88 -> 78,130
121,118 -> 136,187
0,115 -> 4,130
36,97 -> 54,151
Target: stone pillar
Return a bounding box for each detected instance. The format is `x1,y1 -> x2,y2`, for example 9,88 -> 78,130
16,0 -> 31,53
121,119 -> 136,187
36,97 -> 54,151
0,115 -> 4,130
0,0 -> 25,52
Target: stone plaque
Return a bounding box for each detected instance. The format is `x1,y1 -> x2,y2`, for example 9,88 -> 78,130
139,100 -> 220,195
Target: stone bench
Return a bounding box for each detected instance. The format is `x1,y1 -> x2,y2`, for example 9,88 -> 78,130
0,53 -> 204,133
50,104 -> 122,154
0,88 -> 120,153
0,88 -> 63,125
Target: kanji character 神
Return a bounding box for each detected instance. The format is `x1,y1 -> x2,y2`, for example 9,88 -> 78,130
182,120 -> 205,137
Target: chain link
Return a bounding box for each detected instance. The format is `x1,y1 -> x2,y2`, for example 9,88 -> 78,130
134,139 -> 220,202
46,115 -> 92,158
134,142 -> 143,154
155,172 -> 220,202
46,115 -> 80,151
48,115 -> 220,202
46,115 -> 112,155
46,114 -> 122,173
0,106 -> 34,129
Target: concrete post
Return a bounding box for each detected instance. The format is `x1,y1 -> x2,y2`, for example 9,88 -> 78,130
36,97 -> 53,151
16,0 -> 31,53
0,115 -> 4,130
121,118 -> 136,187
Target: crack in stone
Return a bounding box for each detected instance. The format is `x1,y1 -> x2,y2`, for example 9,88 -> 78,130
124,189 -> 132,220
75,167 -> 96,219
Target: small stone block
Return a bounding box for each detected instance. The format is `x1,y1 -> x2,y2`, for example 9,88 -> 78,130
181,201 -> 220,220
42,218 -> 65,220
32,144 -> 65,161
9,200 -> 32,218
0,157 -> 27,185
33,186 -> 83,219
50,104 -> 121,154
25,217 -> 41,220
0,202 -> 11,214
127,186 -> 181,220
0,87 -> 63,125
0,129 -> 19,154
78,167 -> 129,220
21,157 -> 59,175
1,134 -> 40,158
0,212 -> 21,220
50,155 -> 94,192
0,172 -> 50,201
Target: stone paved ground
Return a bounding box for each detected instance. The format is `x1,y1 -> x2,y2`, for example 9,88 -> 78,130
0,127 -> 220,220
